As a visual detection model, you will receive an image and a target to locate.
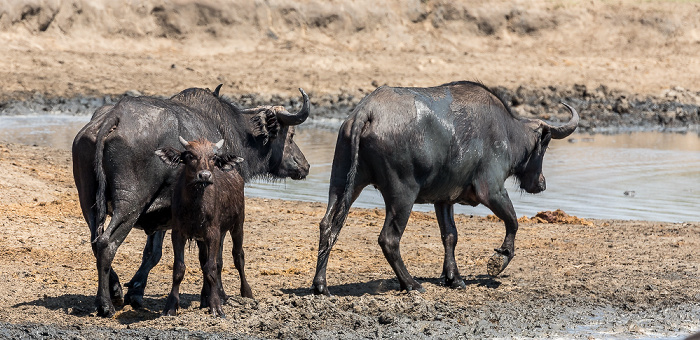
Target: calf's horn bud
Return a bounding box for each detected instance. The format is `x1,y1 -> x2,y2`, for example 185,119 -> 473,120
179,136 -> 190,147
215,139 -> 224,150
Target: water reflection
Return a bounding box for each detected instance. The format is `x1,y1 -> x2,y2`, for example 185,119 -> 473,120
1,115 -> 698,222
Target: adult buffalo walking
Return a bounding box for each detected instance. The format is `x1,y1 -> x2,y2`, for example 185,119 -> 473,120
73,86 -> 310,316
312,81 -> 578,296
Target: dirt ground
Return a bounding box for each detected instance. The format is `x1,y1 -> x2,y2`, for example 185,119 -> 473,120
1,0 -> 699,338
1,142 -> 699,339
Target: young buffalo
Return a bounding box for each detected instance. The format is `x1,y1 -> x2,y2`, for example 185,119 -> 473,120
156,137 -> 251,318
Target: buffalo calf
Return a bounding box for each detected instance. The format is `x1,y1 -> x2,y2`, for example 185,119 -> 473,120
156,137 -> 251,318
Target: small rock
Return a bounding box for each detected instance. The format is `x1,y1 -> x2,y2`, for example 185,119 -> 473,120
378,313 -> 394,325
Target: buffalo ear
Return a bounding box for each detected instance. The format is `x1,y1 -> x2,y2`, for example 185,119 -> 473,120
250,108 -> 280,145
541,126 -> 552,143
216,154 -> 244,172
155,147 -> 182,167
536,124 -> 552,144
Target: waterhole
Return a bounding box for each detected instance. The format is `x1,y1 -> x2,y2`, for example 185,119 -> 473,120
1,115 -> 697,222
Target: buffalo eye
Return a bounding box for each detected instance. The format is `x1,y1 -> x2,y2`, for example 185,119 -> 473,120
180,151 -> 195,164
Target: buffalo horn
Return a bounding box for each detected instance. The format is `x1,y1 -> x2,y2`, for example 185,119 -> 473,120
213,84 -> 223,97
546,102 -> 579,139
215,139 -> 225,150
275,88 -> 310,126
178,136 -> 190,147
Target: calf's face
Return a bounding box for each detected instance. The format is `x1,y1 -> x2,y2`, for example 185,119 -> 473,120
156,137 -> 243,186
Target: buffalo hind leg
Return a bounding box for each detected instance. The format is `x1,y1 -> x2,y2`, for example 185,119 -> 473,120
125,230 -> 166,309
435,203 -> 465,289
483,187 -> 518,277
93,212 -> 138,317
85,197 -> 123,307
379,193 -> 423,292
312,184 -> 365,296
231,226 -> 253,298
89,218 -> 124,310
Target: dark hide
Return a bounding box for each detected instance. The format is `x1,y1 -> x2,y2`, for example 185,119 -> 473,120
156,138 -> 249,318
311,81 -> 578,295
72,86 -> 309,316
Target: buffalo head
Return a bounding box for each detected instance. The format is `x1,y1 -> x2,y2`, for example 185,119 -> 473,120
516,102 -> 579,194
248,88 -> 311,180
155,137 -> 244,187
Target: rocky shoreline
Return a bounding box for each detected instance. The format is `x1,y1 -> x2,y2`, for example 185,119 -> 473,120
2,84 -> 698,134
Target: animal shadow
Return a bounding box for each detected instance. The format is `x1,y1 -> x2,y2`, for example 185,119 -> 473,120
282,278 -> 400,297
12,293 -> 199,324
419,274 -> 503,289
283,275 -> 502,297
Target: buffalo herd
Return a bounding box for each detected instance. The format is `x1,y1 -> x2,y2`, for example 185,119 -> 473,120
72,81 -> 578,317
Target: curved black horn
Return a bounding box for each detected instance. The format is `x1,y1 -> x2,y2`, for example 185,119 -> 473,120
213,84 -> 223,98
546,102 -> 579,139
275,88 -> 310,126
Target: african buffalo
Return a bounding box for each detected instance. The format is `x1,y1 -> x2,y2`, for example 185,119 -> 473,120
156,137 -> 248,318
312,81 -> 578,295
72,86 -> 310,316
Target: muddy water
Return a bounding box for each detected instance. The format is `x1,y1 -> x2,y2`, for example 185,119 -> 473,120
1,115 -> 698,222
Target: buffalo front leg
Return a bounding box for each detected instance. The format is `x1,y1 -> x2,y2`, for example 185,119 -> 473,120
125,230 -> 166,309
434,203 -> 465,289
198,236 -> 230,308
379,193 -> 423,293
202,232 -> 225,318
197,240 -> 212,309
162,230 -> 186,316
483,187 -> 519,277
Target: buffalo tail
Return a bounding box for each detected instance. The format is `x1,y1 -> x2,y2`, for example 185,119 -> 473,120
93,115 -> 119,239
331,112 -> 367,229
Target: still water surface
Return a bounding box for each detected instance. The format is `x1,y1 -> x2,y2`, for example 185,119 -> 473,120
1,115 -> 698,222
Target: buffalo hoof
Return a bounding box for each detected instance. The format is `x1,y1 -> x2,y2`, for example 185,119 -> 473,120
96,303 -> 116,318
487,252 -> 511,277
446,277 -> 466,289
415,286 -> 427,293
125,294 -> 144,309
110,286 -> 124,307
404,283 -> 426,293
210,307 -> 226,318
312,284 -> 331,296
161,308 -> 177,317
